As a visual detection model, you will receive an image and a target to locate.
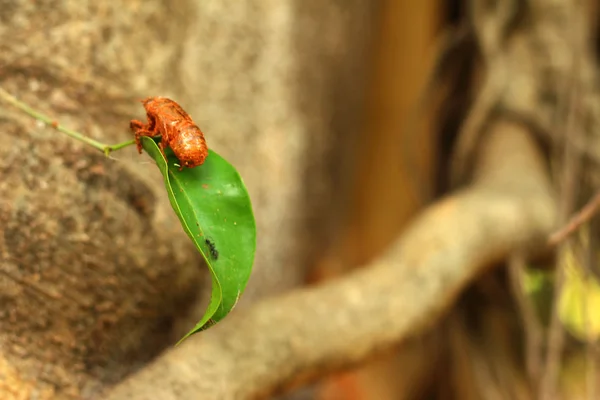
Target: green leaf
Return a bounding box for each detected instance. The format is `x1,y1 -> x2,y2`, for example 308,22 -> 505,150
141,137 -> 256,344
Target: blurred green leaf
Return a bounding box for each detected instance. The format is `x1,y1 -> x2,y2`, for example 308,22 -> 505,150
141,137 -> 256,344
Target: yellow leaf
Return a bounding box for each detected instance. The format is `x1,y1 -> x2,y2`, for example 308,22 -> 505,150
558,244 -> 600,342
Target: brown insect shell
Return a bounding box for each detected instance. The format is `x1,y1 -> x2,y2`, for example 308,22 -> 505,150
141,97 -> 208,168
168,124 -> 208,168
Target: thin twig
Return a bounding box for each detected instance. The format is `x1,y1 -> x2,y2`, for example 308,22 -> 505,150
583,227 -> 598,400
548,191 -> 600,245
540,7 -> 584,396
591,341 -> 600,400
540,112 -> 578,399
508,252 -> 543,390
0,87 -> 135,155
401,23 -> 469,203
449,0 -> 515,186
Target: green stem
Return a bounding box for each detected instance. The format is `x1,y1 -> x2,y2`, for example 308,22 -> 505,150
103,139 -> 138,156
0,87 -> 136,156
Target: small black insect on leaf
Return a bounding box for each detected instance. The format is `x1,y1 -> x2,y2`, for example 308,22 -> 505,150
205,238 -> 219,260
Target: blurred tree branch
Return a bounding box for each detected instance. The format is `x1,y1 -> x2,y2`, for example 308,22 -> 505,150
103,119 -> 556,400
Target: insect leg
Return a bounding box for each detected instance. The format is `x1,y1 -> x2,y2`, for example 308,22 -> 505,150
145,113 -> 157,132
130,119 -> 145,131
157,137 -> 170,161
131,123 -> 155,154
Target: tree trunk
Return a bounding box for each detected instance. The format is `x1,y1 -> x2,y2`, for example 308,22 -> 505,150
0,1 -> 373,398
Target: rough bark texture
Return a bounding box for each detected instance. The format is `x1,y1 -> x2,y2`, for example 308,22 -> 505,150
104,120 -> 556,400
0,1 -> 373,398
